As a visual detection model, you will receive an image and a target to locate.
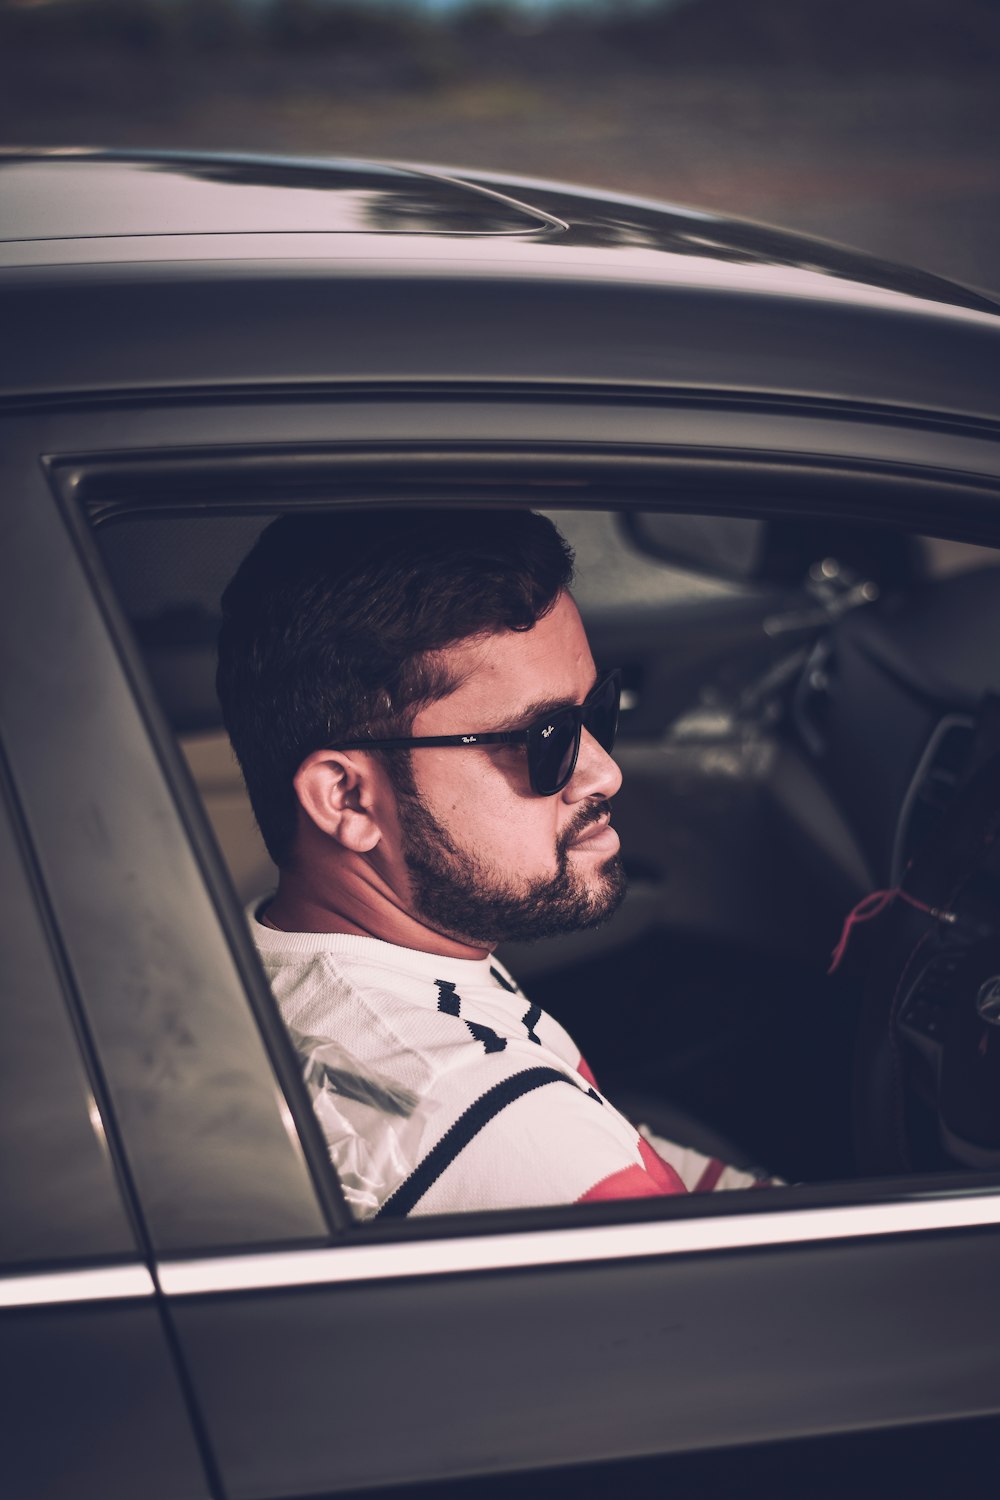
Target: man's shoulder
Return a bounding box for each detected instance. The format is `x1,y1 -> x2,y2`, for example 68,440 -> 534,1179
254,936 -> 431,1034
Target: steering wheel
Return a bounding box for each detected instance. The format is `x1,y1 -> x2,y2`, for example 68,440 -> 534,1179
852,744 -> 1000,1176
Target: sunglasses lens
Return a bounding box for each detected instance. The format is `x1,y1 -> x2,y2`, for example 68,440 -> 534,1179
584,672 -> 620,754
526,674 -> 621,795
529,712 -> 579,796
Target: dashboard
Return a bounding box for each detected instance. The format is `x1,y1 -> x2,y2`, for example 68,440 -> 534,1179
800,564 -> 1000,886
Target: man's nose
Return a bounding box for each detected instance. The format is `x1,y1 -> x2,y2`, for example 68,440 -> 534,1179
564,726 -> 623,802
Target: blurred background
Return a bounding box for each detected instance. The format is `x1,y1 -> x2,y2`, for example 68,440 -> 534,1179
1,0 -> 998,292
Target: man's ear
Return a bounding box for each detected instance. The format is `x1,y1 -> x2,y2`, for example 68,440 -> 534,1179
293,750 -> 382,854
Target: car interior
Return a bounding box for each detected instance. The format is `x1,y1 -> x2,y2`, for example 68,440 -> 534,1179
90,497 -> 1000,1202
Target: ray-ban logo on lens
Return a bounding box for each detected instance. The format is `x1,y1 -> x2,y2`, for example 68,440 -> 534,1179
541,725 -> 555,738
976,976 -> 1000,1027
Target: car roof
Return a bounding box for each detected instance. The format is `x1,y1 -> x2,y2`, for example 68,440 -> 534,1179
1,148 -> 993,312
0,150 -> 562,244
3,149 -> 1000,415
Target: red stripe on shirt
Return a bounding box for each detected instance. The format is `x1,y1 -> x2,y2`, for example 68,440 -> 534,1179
638,1136 -> 687,1192
576,1137 -> 688,1202
577,1164 -> 682,1203
577,1056 -> 599,1089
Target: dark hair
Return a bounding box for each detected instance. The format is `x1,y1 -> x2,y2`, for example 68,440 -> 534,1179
217,507 -> 575,866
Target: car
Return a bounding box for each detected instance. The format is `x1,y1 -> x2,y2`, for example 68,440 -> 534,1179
3,147 -> 1000,1500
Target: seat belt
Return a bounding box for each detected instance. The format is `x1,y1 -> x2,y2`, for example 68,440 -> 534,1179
375,1066 -> 592,1219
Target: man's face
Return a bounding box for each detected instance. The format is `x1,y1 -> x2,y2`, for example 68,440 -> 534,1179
386,591 -> 625,948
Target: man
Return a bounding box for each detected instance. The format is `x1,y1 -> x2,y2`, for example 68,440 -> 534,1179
218,507 -> 765,1217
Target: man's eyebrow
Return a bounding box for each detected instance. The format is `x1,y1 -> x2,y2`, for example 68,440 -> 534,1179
494,673 -> 599,733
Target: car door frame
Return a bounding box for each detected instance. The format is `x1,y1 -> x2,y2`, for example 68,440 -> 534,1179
7,385 -> 1000,1496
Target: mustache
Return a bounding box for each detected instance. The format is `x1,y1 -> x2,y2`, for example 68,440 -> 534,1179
560,797 -> 615,849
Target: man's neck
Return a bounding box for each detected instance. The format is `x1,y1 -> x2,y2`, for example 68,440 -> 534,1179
264,870 -> 490,962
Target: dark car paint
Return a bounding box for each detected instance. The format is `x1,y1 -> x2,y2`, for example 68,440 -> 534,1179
3,152 -> 1000,1500
0,153 -> 561,241
3,151 -> 1000,428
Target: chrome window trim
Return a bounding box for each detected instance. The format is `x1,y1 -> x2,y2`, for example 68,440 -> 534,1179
0,1263 -> 155,1309
159,1191 -> 1000,1297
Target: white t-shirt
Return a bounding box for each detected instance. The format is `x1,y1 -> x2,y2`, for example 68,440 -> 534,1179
251,914 -> 763,1218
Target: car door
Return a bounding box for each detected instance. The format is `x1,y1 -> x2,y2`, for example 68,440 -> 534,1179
0,500 -> 213,1498
5,396 -> 1000,1500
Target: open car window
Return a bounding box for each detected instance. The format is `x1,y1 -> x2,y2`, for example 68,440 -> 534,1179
85,489 -> 1000,1230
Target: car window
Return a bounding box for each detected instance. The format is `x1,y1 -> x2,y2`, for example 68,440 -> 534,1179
0,741 -> 137,1268
89,493 -> 1000,1224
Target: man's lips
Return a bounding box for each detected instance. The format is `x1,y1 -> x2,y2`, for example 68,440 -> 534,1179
566,803 -> 619,852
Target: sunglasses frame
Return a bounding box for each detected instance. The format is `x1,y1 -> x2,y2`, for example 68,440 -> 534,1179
325,667 -> 622,797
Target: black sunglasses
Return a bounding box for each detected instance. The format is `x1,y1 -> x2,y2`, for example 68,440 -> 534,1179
327,668 -> 621,797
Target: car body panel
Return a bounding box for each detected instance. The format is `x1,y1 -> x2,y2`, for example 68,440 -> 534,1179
1,150 -> 994,311
2,153 -> 999,425
168,1225 -> 1000,1497
2,1294 -> 213,1500
4,152 -> 1000,1498
6,264 -> 1000,428
4,389 -> 1000,1495
0,152 -> 563,241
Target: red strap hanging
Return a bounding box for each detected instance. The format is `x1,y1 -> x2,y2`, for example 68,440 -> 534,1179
827,887 -> 955,975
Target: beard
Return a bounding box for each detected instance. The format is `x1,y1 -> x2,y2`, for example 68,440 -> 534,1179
394,785 -> 627,949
